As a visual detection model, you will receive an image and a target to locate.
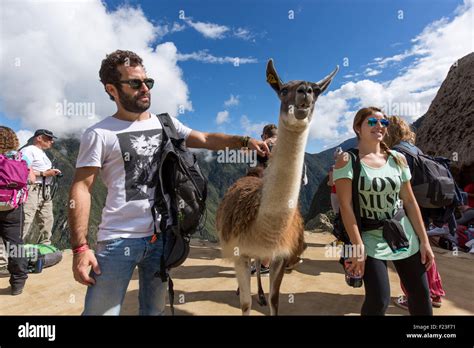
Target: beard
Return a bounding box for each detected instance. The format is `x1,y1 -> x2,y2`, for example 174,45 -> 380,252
117,86 -> 151,113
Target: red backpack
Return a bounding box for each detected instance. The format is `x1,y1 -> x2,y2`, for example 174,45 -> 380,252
0,152 -> 29,211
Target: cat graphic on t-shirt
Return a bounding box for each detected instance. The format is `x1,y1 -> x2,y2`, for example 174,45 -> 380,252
117,130 -> 162,202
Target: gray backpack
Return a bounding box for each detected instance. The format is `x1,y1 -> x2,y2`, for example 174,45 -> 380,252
393,143 -> 456,208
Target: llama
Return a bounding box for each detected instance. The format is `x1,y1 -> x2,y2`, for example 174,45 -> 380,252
216,59 -> 338,315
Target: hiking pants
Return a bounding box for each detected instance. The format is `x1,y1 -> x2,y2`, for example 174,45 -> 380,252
361,252 -> 432,315
22,184 -> 54,245
0,205 -> 28,287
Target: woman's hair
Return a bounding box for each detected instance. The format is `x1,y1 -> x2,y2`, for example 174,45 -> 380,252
0,126 -> 20,154
352,107 -> 403,167
261,124 -> 277,140
385,115 -> 416,148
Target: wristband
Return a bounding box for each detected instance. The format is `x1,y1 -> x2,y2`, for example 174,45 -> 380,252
73,244 -> 90,255
241,136 -> 250,148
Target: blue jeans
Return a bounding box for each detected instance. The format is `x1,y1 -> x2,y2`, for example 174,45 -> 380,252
83,235 -> 167,316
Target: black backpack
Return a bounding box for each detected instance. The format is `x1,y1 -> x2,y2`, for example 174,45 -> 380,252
151,113 -> 208,313
393,143 -> 458,208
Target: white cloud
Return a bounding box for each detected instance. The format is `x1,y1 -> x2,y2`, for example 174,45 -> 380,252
183,18 -> 256,41
309,0 -> 473,149
16,130 -> 34,148
364,68 -> 381,77
0,1 -> 192,137
177,50 -> 258,65
184,18 -> 229,39
155,22 -> 186,38
224,94 -> 240,107
216,110 -> 230,125
203,149 -> 216,162
234,27 -> 253,41
370,50 -> 414,69
240,115 -> 267,138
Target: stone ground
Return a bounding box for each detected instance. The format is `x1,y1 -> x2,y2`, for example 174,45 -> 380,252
0,231 -> 472,315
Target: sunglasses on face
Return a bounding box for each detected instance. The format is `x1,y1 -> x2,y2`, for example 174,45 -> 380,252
118,78 -> 154,90
367,117 -> 389,127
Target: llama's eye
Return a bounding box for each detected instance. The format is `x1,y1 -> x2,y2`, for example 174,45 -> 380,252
280,88 -> 288,96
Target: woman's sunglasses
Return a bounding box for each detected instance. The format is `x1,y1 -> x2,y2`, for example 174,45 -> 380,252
119,78 -> 154,90
367,117 -> 389,128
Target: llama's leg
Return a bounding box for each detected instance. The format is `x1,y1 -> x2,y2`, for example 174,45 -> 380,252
269,257 -> 286,316
234,256 -> 252,315
256,258 -> 267,306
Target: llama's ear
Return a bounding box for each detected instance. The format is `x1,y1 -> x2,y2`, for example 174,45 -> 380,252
266,59 -> 283,93
314,65 -> 339,94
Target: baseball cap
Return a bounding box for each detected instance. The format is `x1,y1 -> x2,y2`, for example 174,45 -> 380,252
34,129 -> 58,139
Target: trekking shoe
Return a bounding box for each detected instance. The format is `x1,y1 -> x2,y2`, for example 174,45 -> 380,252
260,266 -> 270,275
394,295 -> 409,311
431,296 -> 442,308
11,283 -> 25,296
0,266 -> 9,278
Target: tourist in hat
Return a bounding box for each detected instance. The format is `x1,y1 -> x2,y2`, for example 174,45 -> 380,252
21,129 -> 62,245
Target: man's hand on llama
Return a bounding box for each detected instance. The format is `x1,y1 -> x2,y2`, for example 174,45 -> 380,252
248,138 -> 270,157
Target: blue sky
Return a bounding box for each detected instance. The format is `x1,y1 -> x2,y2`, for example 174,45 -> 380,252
1,0 -> 471,153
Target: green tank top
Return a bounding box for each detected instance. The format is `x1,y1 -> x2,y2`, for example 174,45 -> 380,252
333,150 -> 419,260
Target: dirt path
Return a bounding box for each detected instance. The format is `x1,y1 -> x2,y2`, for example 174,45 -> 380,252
1,232 -> 472,315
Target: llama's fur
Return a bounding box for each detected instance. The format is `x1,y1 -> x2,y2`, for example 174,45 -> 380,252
217,172 -> 305,261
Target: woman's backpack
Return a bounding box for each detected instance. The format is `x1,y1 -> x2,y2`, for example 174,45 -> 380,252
393,143 -> 460,208
0,152 -> 29,211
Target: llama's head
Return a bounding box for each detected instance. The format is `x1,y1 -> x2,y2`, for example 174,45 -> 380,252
266,59 -> 338,131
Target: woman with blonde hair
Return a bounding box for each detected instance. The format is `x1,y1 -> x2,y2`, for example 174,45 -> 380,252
334,107 -> 434,315
0,126 -> 34,295
385,116 -> 446,310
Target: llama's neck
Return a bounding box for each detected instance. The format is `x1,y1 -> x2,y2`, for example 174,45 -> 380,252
255,120 -> 308,234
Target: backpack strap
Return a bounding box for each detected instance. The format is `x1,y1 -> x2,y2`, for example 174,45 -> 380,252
347,148 -> 362,233
393,143 -> 419,157
156,113 -> 179,141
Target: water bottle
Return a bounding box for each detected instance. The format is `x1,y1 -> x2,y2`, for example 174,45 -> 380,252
344,259 -> 363,288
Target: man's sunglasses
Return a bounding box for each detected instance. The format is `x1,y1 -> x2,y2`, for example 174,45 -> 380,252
367,117 -> 389,127
118,78 -> 154,90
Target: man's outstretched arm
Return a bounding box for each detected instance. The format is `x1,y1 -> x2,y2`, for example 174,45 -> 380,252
186,130 -> 269,157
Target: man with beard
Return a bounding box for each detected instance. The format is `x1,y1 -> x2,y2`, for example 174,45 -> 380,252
69,50 -> 269,315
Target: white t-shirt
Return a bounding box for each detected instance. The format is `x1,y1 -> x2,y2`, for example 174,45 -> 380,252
76,113 -> 192,241
21,145 -> 53,184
